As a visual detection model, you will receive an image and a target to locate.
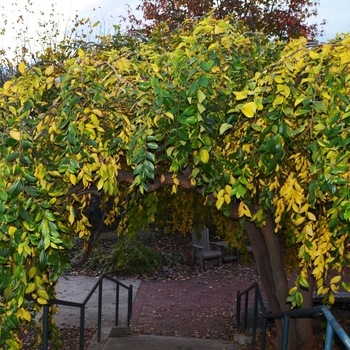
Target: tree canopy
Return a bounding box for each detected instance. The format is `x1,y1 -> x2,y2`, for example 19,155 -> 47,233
125,0 -> 323,40
0,14 -> 350,349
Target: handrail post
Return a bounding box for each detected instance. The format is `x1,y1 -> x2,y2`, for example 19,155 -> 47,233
281,315 -> 289,350
324,322 -> 335,350
97,279 -> 103,342
115,284 -> 120,326
42,304 -> 49,350
127,285 -> 133,326
236,291 -> 241,331
80,306 -> 85,350
244,291 -> 249,332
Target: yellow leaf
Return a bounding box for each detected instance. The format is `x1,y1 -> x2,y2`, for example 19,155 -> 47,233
273,95 -> 284,107
331,284 -> 339,292
214,25 -> 226,34
47,170 -> 61,177
171,184 -> 177,194
37,297 -> 48,305
309,50 -> 320,59
283,85 -> 291,98
305,224 -> 314,236
78,48 -> 85,57
18,61 -> 26,75
307,212 -> 316,221
70,173 -> 77,185
10,130 -> 21,141
274,76 -> 283,84
29,267 -> 37,279
241,102 -> 257,118
3,80 -> 13,92
216,196 -> 224,210
45,65 -> 54,75
199,149 -> 209,163
224,194 -> 231,205
340,52 -> 350,65
330,275 -> 341,284
92,108 -> 103,117
46,77 -> 55,88
17,308 -> 31,322
9,226 -> 16,238
197,90 -> 206,103
25,282 -> 35,294
211,66 -> 220,73
294,95 -> 306,107
293,215 -> 305,226
233,91 -> 248,100
69,206 -> 75,225
165,112 -> 174,120
90,114 -> 99,126
151,64 -> 159,73
238,201 -> 245,217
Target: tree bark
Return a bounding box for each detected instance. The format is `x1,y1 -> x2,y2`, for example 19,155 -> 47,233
257,215 -> 298,350
245,222 -> 284,346
296,270 -> 315,349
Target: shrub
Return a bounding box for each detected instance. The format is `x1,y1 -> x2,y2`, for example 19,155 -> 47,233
105,239 -> 160,275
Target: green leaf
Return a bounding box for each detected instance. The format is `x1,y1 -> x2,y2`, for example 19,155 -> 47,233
188,82 -> 199,96
171,161 -> 179,172
178,128 -> 189,141
8,180 -> 24,199
0,273 -> 11,289
0,190 -> 8,201
183,105 -> 197,116
147,142 -> 158,150
198,76 -> 209,88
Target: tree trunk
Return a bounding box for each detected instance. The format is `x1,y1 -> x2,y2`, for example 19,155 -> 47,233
245,215 -> 299,350
245,221 -> 284,346
296,270 -> 315,349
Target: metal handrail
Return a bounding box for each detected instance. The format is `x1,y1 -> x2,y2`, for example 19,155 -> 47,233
41,274 -> 133,350
236,282 -> 267,348
263,305 -> 350,350
237,282 -> 350,350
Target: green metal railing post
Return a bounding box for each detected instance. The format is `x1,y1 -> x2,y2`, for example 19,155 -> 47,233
42,305 -> 49,350
324,322 -> 335,349
97,279 -> 103,342
281,315 -> 289,350
115,284 -> 120,326
127,285 -> 133,326
79,306 -> 85,350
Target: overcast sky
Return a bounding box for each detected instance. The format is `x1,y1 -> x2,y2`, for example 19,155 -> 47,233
0,0 -> 349,58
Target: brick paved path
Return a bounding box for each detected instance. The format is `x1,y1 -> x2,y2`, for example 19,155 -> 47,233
130,262 -> 266,340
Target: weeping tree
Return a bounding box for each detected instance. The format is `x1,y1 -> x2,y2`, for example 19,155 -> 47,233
0,14 -> 350,349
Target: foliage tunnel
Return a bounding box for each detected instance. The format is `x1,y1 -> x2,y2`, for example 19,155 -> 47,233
0,14 -> 350,349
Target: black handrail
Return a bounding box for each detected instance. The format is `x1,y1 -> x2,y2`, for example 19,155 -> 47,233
41,274 -> 133,350
236,282 -> 267,348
